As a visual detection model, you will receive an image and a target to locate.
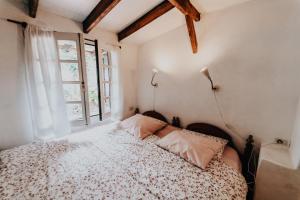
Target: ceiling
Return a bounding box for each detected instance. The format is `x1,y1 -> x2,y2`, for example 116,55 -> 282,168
39,0 -> 251,44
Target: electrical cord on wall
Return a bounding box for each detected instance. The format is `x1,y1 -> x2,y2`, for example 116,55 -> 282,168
213,90 -> 227,128
213,90 -> 245,141
261,141 -> 277,147
201,67 -> 246,142
213,89 -> 256,185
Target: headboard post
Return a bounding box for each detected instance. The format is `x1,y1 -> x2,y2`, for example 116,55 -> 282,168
242,135 -> 254,176
172,117 -> 181,128
135,108 -> 140,114
242,135 -> 256,200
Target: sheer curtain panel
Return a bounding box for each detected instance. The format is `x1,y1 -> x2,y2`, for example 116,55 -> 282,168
24,25 -> 71,139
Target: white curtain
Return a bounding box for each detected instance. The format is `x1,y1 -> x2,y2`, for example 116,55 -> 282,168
110,48 -> 124,120
24,25 -> 71,139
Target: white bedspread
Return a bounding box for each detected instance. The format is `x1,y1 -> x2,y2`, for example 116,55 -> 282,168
0,123 -> 247,199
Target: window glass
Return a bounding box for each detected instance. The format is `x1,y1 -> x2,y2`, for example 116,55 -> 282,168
103,67 -> 110,81
104,98 -> 111,113
57,40 -> 78,60
66,104 -> 83,121
60,63 -> 80,81
102,50 -> 109,65
104,83 -> 110,97
85,43 -> 100,117
63,84 -> 81,101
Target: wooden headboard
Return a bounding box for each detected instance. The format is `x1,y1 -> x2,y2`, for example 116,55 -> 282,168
137,109 -> 180,127
142,110 -> 168,123
186,123 -> 237,151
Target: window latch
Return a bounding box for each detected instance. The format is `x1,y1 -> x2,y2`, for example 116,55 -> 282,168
81,82 -> 85,91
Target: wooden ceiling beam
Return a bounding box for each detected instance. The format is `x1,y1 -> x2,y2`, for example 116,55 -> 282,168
168,0 -> 200,21
83,0 -> 121,33
185,15 -> 197,53
117,0 -> 174,41
28,0 -> 39,18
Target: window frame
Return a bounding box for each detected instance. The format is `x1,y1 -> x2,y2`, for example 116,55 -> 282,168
55,32 -> 87,126
82,38 -> 102,122
54,32 -> 112,128
100,49 -> 112,119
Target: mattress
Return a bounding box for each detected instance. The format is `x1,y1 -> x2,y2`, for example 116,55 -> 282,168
0,122 -> 247,199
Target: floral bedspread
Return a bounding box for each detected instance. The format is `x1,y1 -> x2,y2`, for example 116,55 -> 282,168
0,123 -> 247,199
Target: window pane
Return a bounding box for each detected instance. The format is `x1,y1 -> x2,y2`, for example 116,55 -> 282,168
66,104 -> 83,121
63,84 -> 81,101
102,50 -> 109,65
57,40 -> 78,60
85,43 -> 100,116
61,63 -> 79,81
104,98 -> 111,113
103,67 -> 110,81
88,89 -> 99,116
104,83 -> 110,97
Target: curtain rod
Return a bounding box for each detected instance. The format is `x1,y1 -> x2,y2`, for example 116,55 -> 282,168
6,19 -> 27,28
4,18 -> 122,49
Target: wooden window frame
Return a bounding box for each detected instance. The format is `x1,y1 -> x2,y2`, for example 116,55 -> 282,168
55,32 -> 110,128
100,49 -> 112,119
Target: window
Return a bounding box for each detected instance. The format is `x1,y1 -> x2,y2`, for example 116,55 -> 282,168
56,34 -> 86,126
101,49 -> 112,118
84,39 -> 102,122
55,32 -> 111,127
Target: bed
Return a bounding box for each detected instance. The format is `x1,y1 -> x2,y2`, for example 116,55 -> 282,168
0,111 -> 253,200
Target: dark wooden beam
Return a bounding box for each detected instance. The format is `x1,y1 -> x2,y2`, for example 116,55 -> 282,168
185,15 -> 197,53
168,0 -> 200,21
83,0 -> 121,33
7,19 -> 28,28
28,0 -> 39,18
118,0 -> 174,41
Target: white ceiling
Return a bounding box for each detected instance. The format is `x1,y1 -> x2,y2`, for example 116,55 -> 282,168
39,0 -> 252,44
39,0 -> 100,22
99,0 -> 165,32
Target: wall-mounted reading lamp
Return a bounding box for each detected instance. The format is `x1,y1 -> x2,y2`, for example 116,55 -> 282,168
200,67 -> 218,90
201,67 -> 246,145
151,68 -> 159,111
151,68 -> 159,87
201,67 -> 227,126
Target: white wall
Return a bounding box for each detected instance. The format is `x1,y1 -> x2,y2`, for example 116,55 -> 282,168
120,44 -> 138,117
0,0 -> 138,149
0,20 -> 33,150
137,0 -> 300,148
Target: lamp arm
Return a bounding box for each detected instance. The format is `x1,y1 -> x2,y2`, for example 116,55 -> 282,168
151,73 -> 158,87
208,77 -> 217,90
